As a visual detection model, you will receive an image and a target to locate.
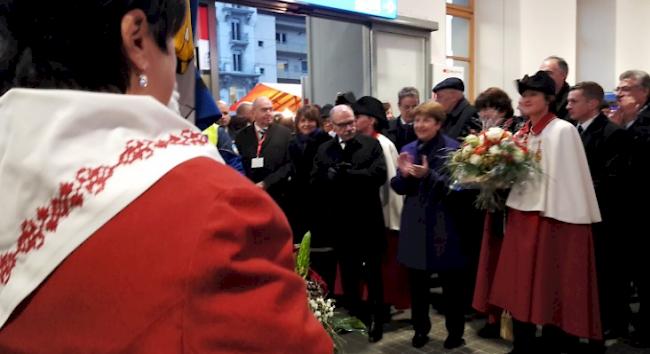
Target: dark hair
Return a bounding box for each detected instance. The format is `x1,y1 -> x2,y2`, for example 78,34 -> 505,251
295,104 -> 321,130
474,87 -> 514,118
544,55 -> 569,76
382,102 -> 391,111
570,81 -> 604,105
0,0 -> 186,95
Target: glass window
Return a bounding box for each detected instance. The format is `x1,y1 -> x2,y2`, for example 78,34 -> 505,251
301,60 -> 308,73
233,53 -> 242,72
216,2 -> 308,101
446,0 -> 470,7
231,21 -> 241,40
446,15 -> 470,58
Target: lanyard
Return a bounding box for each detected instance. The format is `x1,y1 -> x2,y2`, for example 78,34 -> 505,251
256,132 -> 266,157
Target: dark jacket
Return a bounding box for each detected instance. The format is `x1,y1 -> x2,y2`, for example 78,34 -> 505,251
386,116 -> 417,152
553,82 -> 571,121
286,129 -> 332,242
235,123 -> 292,206
580,114 -> 630,216
442,98 -> 481,140
390,134 -> 465,271
310,134 -> 386,251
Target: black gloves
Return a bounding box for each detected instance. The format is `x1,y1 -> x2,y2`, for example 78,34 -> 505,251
327,162 -> 352,181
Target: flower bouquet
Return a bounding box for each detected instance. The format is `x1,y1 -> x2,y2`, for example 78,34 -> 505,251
446,126 -> 540,211
295,232 -> 365,352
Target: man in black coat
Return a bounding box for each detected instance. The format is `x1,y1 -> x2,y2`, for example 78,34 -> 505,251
235,96 -> 292,210
432,78 -> 481,140
311,104 -> 387,343
611,70 -> 650,348
386,86 -> 419,152
540,55 -> 571,121
567,82 -> 632,344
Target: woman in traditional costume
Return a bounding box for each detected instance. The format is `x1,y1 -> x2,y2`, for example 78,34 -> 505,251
475,71 -> 602,354
0,1 -> 331,353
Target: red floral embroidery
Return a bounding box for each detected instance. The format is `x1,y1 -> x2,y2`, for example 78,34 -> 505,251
0,129 -> 206,284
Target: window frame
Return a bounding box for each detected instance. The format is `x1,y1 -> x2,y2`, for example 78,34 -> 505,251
446,0 -> 474,100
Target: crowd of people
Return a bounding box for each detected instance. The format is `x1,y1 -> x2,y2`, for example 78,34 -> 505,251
213,56 -> 649,354
1,1 -> 649,353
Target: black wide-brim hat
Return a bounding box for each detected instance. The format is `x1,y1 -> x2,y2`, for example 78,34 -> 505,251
335,91 -> 356,106
517,70 -> 556,96
352,96 -> 389,131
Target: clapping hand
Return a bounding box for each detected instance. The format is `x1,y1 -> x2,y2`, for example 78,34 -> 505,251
397,152 -> 413,177
609,95 -> 640,126
410,155 -> 429,179
398,153 -> 429,178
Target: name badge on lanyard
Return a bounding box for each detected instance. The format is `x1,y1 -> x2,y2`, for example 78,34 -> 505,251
252,132 -> 266,169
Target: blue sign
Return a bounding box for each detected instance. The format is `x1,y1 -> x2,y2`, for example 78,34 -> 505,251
298,0 -> 398,19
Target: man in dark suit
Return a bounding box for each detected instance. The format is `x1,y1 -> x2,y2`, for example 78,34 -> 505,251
567,82 -> 632,346
311,104 -> 387,343
235,96 -> 292,210
386,86 -> 419,152
540,55 -> 571,121
611,70 -> 650,348
432,78 -> 481,140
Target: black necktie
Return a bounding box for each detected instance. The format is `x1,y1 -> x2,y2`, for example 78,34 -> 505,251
577,125 -> 584,134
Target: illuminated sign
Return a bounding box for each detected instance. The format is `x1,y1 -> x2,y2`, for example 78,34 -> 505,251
298,0 -> 398,19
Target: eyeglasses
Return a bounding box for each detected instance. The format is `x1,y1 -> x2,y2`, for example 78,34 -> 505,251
333,120 -> 355,128
614,85 -> 639,92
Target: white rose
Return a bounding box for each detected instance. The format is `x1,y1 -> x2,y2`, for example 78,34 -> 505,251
464,134 -> 480,147
469,154 -> 483,165
488,145 -> 501,155
462,145 -> 474,158
478,134 -> 485,145
513,149 -> 525,163
486,127 -> 504,143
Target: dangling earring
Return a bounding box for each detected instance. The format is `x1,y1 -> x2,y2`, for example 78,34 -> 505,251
138,74 -> 149,88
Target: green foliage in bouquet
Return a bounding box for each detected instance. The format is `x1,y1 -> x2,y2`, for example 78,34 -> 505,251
296,232 -> 365,353
446,127 -> 541,211
295,231 -> 311,279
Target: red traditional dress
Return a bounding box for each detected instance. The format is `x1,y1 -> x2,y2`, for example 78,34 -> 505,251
0,89 -> 332,353
474,113 -> 603,339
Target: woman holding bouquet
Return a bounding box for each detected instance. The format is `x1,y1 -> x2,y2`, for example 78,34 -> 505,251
391,101 -> 468,349
477,71 -> 602,354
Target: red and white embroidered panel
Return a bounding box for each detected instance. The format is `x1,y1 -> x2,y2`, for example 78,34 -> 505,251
0,129 -> 207,284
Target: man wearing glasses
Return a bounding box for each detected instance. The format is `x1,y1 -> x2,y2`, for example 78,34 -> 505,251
612,70 -> 650,348
310,104 -> 387,343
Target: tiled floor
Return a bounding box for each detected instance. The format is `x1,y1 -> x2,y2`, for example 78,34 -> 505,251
339,309 -> 650,354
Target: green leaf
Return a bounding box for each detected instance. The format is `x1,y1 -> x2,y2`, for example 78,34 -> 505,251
295,231 -> 311,279
331,314 -> 367,333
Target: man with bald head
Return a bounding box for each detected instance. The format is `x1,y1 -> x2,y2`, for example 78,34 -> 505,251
235,97 -> 292,210
311,104 -> 387,343
216,100 -> 236,139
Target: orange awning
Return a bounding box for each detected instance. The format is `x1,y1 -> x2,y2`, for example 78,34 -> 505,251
230,83 -> 302,113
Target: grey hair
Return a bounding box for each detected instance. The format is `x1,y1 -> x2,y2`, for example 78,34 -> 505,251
619,70 -> 650,91
398,86 -> 420,105
329,104 -> 354,119
544,56 -> 569,76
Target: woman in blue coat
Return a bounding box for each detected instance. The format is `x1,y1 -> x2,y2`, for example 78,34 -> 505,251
391,101 -> 467,349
